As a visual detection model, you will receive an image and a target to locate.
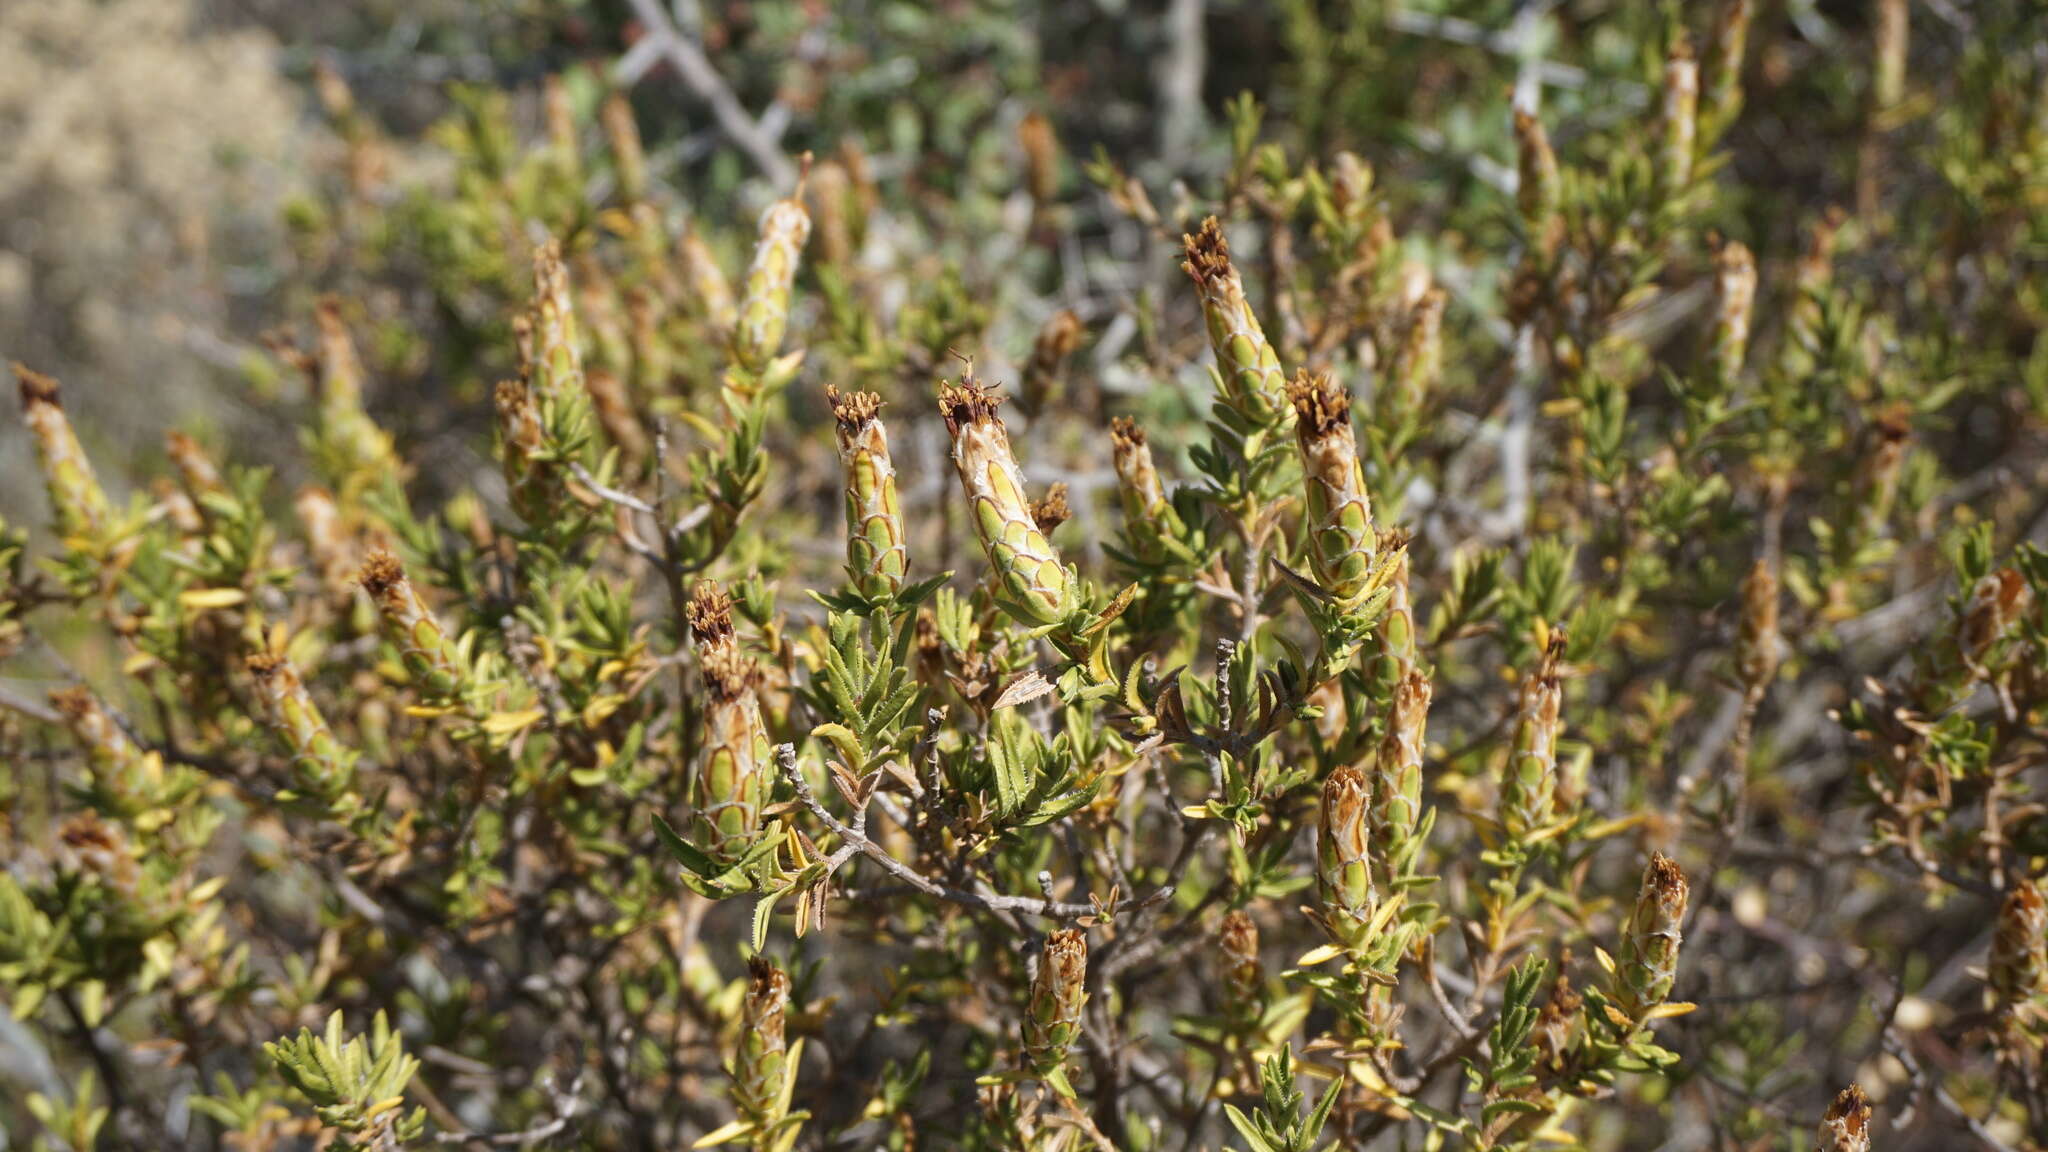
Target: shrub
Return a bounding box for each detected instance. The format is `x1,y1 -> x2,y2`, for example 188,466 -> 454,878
3,2 -> 2046,1149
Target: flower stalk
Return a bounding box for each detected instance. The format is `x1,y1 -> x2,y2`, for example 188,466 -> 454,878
1023,928 -> 1087,1082
16,366 -> 110,542
359,550 -> 467,699
689,581 -> 771,856
1612,853 -> 1688,1025
1184,217 -> 1289,427
733,175 -> 813,376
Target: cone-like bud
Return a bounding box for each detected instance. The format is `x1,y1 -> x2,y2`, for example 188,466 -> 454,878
1019,111 -> 1060,207
1391,288 -> 1447,412
1023,929 -> 1088,1076
544,75 -> 582,186
828,387 -> 907,599
530,242 -> 592,433
1658,36 -> 1700,193
48,687 -> 143,775
1705,0 -> 1754,123
1501,634 -> 1565,841
1959,567 -> 2032,672
735,955 -> 791,1131
733,181 -> 813,374
248,653 -> 359,807
1317,764 -> 1377,951
359,551 -> 466,698
1513,109 -> 1561,244
1369,669 -> 1432,879
1377,539 -> 1417,679
1614,854 -> 1688,1023
493,380 -> 555,526
312,300 -> 397,478
1853,409 -> 1910,539
940,376 -> 1072,625
585,368 -> 649,460
1287,371 -> 1376,601
1990,880 -> 2048,1031
165,431 -> 225,503
1711,241 -> 1757,390
1021,309 -> 1084,416
1183,217 -> 1289,425
808,158 -> 855,267
295,486 -> 355,596
16,366 -> 110,541
1109,418 -> 1179,561
601,91 -> 645,203
690,582 -> 771,855
1814,1085 -> 1871,1152
680,228 -> 739,334
1219,911 -> 1264,1034
1735,557 -> 1782,694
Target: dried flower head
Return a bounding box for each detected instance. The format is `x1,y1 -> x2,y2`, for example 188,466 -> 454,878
733,176 -> 813,374
1814,1085 -> 1871,1152
1614,853 -> 1689,1023
1184,217 -> 1289,425
1711,240 -> 1757,389
1990,880 -> 2048,1027
1030,483 -> 1071,536
16,365 -> 110,541
359,550 -> 466,698
1286,370 -> 1377,601
1959,567 -> 2032,672
1736,556 -> 1782,694
248,653 -> 358,807
1317,764 -> 1377,952
1501,634 -> 1565,841
1109,417 -> 1180,560
1021,308 -> 1084,416
736,955 -> 792,1129
679,227 -> 738,334
828,387 -> 908,599
1024,929 -> 1088,1077
690,581 -> 769,855
940,375 -> 1072,625
1219,911 -> 1264,1034
1370,669 -> 1432,878
1659,35 -> 1700,192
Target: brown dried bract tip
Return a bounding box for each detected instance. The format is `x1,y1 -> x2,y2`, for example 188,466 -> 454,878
1109,416 -> 1147,449
15,363 -> 60,407
1646,852 -> 1688,903
827,385 -> 884,433
1181,216 -> 1233,285
701,643 -> 758,700
938,375 -> 1004,433
357,549 -> 406,596
1031,483 -> 1072,535
1816,1085 -> 1871,1152
1872,407 -> 1911,446
246,653 -> 287,678
1285,370 -> 1351,437
492,379 -> 530,415
686,580 -> 736,645
47,686 -> 96,722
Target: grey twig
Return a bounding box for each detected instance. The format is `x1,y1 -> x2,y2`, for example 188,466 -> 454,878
616,0 -> 797,188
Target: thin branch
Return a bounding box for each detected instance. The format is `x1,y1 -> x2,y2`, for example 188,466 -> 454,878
616,0 -> 797,188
